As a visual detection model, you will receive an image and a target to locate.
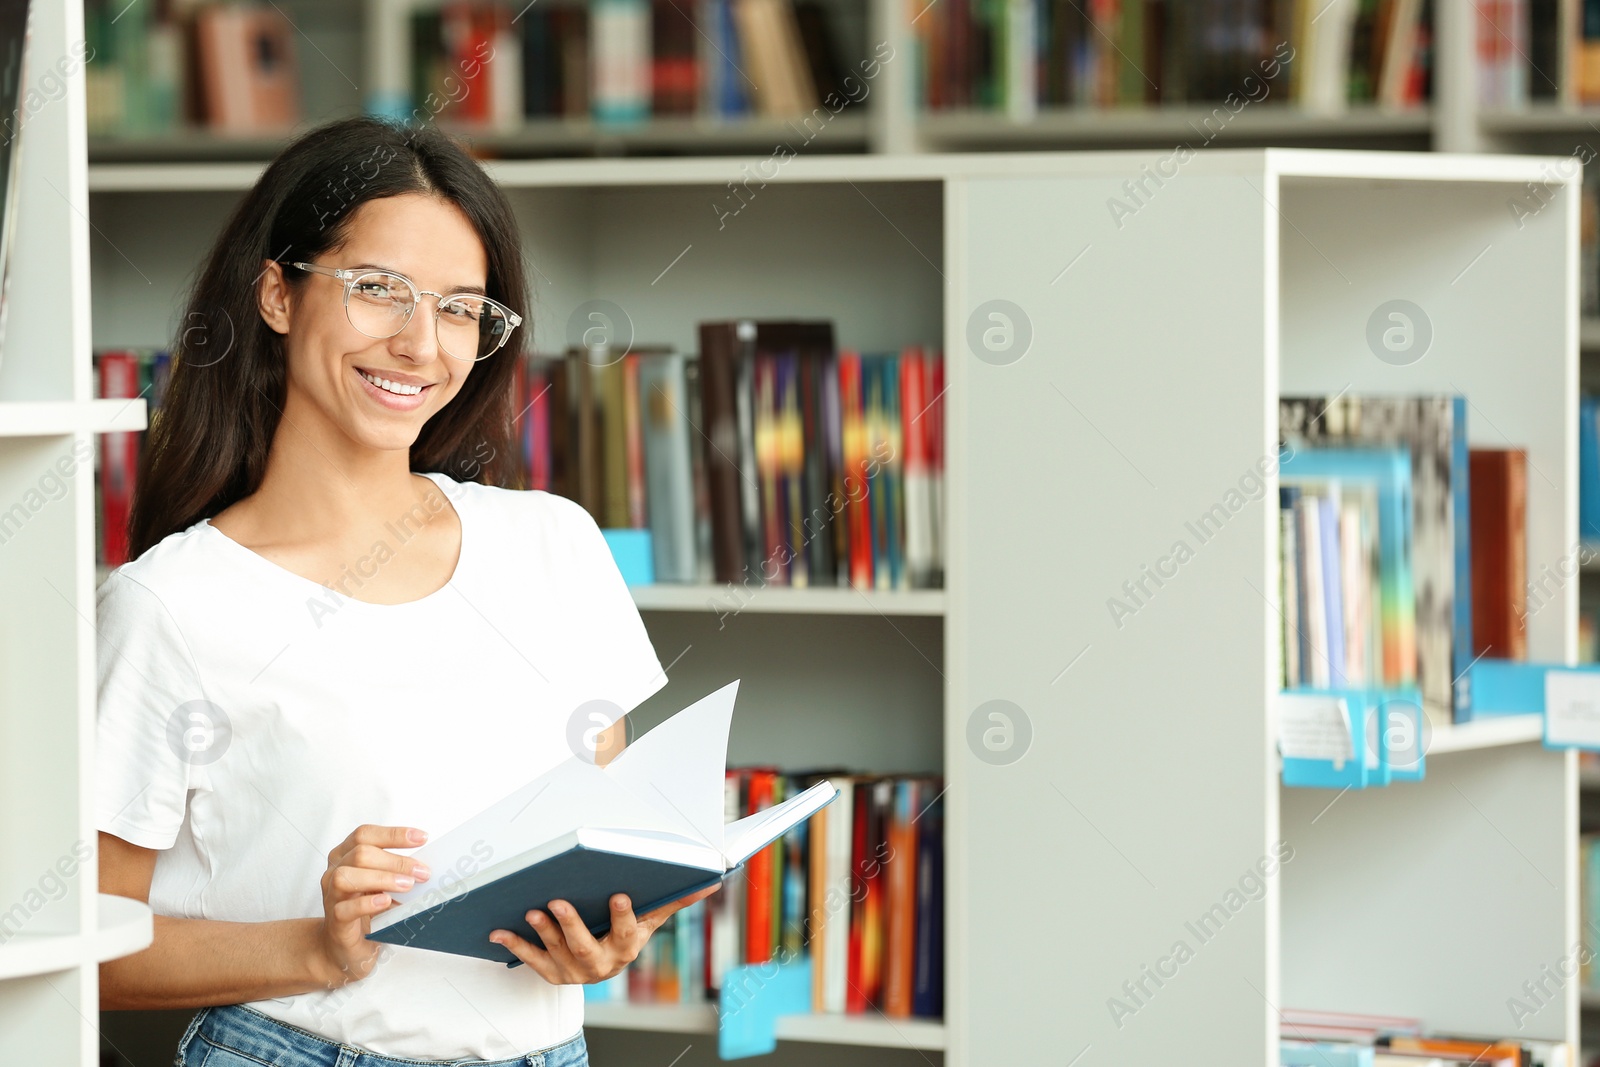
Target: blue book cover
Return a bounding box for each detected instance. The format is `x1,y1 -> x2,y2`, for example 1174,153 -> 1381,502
1582,397 -> 1600,539
714,0 -> 748,117
1280,448 -> 1415,694
366,682 -> 838,966
1450,395 -> 1475,721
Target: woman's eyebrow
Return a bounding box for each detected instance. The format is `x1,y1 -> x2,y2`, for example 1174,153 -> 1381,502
348,262 -> 487,296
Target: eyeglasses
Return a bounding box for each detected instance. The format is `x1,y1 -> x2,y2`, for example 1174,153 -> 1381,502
290,261 -> 523,362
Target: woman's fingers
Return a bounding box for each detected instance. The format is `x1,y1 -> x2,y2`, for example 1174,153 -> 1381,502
639,883 -> 721,932
606,894 -> 640,947
488,929 -> 566,985
328,864 -> 416,897
329,891 -> 393,924
544,900 -> 604,971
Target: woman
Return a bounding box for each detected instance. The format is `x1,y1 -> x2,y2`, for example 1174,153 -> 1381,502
96,115 -> 714,1066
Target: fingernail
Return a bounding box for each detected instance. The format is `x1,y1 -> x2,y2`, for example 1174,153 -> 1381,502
412,864 -> 431,881
373,893 -> 389,906
614,897 -> 629,911
529,911 -> 544,925
394,875 -> 414,890
408,828 -> 428,844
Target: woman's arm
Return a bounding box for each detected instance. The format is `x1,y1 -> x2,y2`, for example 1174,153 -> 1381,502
99,824 -> 428,1009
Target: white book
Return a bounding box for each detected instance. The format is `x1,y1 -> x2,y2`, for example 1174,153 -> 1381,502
368,681 -> 838,964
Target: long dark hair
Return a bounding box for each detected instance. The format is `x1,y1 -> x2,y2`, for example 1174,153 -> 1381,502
128,115 -> 527,558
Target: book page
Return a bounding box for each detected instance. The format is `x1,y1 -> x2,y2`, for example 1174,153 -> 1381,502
604,679 -> 740,852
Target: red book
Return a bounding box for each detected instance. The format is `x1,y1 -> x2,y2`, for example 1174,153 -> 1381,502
837,350 -> 872,589
98,351 -> 143,567
1470,449 -> 1528,659
743,769 -> 777,963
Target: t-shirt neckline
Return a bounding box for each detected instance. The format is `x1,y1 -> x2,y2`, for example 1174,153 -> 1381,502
197,471 -> 467,610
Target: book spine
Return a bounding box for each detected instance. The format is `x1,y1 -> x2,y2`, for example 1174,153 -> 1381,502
882,779 -> 918,1017
1451,395 -> 1474,719
846,778 -> 869,1012
841,352 -> 872,588
744,769 -> 774,963
624,352 -> 648,528
698,324 -> 747,584
97,350 -> 142,567
910,781 -> 943,1018
782,354 -> 808,588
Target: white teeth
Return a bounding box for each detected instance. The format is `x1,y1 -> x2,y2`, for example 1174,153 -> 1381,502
359,370 -> 423,396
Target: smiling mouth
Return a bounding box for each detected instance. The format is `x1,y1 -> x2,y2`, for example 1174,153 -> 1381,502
358,369 -> 430,396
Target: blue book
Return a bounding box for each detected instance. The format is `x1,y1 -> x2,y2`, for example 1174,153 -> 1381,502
1280,448 -> 1415,693
366,682 -> 838,966
1582,397 -> 1600,539
1450,396 -> 1475,721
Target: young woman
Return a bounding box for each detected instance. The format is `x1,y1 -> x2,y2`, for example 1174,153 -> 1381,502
96,115 -> 715,1067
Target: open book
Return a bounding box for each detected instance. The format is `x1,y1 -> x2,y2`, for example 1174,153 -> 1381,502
368,680 -> 837,965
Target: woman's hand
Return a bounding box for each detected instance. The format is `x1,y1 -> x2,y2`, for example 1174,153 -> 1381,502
314,824 -> 431,989
489,884 -> 721,985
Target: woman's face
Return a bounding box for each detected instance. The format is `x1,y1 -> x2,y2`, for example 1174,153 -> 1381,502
268,192 -> 490,455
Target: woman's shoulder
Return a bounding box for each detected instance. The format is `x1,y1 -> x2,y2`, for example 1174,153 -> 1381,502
423,471 -> 595,532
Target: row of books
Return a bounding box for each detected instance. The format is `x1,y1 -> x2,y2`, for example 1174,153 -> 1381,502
413,0 -> 859,128
1278,395 -> 1529,726
1278,1008 -> 1570,1065
917,0 -> 1433,115
512,326 -> 946,590
86,0 -> 299,137
1476,0 -> 1600,107
585,770 -> 944,1018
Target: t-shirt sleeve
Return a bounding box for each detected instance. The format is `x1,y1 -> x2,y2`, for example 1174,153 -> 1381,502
95,571 -> 207,850
552,495 -> 668,728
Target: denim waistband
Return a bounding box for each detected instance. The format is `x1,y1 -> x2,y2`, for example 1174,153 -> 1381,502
183,1002 -> 588,1067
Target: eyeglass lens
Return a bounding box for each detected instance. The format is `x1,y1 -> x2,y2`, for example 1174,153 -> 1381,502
346,271 -> 510,360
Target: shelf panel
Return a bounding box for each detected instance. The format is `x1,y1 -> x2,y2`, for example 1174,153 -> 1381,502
919,105 -> 1433,147
87,114 -> 870,168
1480,105 -> 1600,134
0,399 -> 147,437
581,1003 -> 946,1050
1427,715 -> 1545,754
628,584 -> 945,616
0,894 -> 153,980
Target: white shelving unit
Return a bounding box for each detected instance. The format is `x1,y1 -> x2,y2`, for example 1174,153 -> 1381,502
0,1 -> 152,1064
80,146 -> 1578,1064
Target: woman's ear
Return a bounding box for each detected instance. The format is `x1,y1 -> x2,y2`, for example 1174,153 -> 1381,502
257,259 -> 292,335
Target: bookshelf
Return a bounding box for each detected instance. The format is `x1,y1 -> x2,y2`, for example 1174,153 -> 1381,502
0,0 -> 152,1064
79,147 -> 1578,1064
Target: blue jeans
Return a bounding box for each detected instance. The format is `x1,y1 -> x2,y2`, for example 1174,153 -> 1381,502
174,1003 -> 590,1067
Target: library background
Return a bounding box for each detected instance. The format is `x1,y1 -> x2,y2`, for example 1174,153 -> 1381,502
9,0 -> 1600,1065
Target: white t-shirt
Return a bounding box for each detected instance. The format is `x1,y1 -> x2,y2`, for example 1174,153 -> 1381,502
95,472 -> 666,1059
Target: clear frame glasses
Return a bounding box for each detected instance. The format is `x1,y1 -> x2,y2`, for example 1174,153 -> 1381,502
290,261 -> 522,362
